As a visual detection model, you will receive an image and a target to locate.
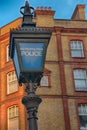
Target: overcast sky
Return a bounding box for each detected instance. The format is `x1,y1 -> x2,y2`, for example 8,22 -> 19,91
0,0 -> 87,27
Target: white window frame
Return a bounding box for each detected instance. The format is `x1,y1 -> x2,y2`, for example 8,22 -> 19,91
73,69 -> 87,91
8,105 -> 18,119
8,105 -> 19,130
7,71 -> 18,94
70,40 -> 84,57
6,45 -> 11,62
40,75 -> 49,87
78,104 -> 87,130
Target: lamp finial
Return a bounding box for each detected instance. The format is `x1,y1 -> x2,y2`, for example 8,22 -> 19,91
20,0 -> 36,27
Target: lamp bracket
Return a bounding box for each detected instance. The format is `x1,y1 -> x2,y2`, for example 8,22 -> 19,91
19,73 -> 43,93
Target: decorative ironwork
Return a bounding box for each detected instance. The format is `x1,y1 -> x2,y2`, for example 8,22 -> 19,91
25,82 -> 38,94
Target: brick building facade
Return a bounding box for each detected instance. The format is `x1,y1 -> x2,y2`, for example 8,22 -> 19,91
0,4 -> 87,130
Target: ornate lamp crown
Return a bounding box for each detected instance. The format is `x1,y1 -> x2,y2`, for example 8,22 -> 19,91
20,0 -> 36,27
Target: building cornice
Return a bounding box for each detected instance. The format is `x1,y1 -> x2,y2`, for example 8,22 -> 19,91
54,27 -> 87,34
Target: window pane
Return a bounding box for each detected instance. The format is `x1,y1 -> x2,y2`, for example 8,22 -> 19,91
74,69 -> 86,79
75,80 -> 87,90
79,116 -> 87,129
9,118 -> 19,130
78,104 -> 87,115
74,69 -> 87,90
71,50 -> 83,57
40,76 -> 49,86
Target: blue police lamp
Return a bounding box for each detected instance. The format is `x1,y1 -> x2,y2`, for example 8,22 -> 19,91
9,1 -> 52,85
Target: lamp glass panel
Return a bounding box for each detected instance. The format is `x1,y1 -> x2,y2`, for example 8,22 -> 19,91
13,47 -> 20,78
19,42 -> 45,70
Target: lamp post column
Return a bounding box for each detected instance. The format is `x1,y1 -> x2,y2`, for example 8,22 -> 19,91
22,82 -> 42,130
